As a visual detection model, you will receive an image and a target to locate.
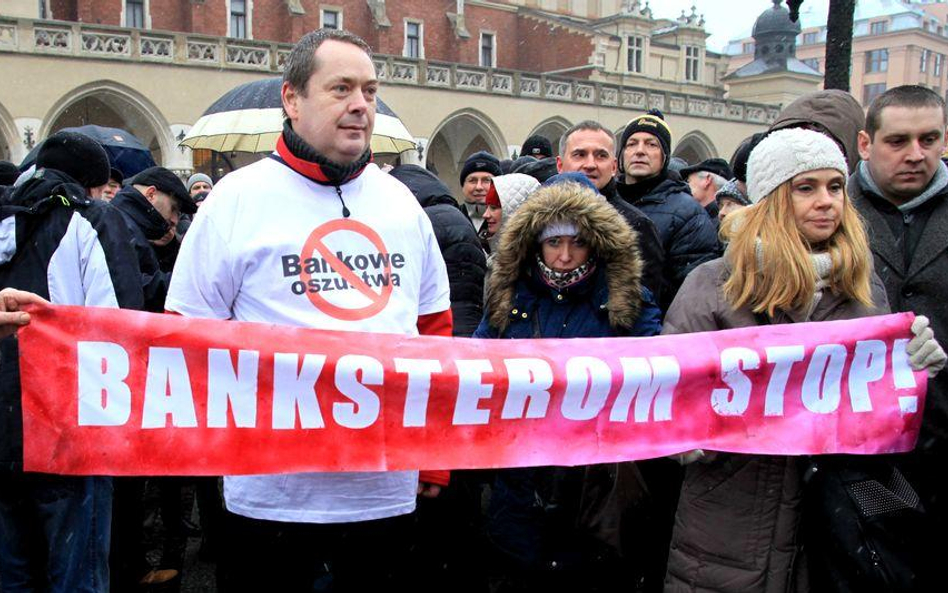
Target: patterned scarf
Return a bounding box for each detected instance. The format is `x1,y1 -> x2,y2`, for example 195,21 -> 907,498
536,253 -> 596,291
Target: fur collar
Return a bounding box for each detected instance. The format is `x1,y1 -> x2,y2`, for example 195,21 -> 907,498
485,183 -> 644,332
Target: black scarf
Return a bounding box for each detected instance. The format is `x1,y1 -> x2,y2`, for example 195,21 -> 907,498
275,120 -> 372,187
615,173 -> 665,204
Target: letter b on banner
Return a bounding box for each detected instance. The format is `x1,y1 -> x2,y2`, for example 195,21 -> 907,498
77,341 -> 131,426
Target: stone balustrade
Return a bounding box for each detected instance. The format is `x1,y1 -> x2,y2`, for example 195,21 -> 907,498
0,16 -> 779,125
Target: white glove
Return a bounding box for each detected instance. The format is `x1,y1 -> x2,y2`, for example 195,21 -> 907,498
907,315 -> 947,378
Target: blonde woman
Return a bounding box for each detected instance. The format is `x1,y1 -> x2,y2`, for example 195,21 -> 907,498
662,129 -> 945,593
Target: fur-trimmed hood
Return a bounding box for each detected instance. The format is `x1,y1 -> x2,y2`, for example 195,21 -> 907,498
486,182 -> 644,332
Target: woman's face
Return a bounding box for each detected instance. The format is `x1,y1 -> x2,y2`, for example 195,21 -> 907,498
541,235 -> 591,272
790,168 -> 845,245
483,204 -> 502,236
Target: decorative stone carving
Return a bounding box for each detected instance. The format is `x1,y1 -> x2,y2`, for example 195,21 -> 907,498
600,87 -> 618,106
687,98 -> 710,116
226,45 -> 269,68
576,84 -> 594,103
34,27 -> 70,51
0,24 -> 17,50
747,106 -> 767,123
491,73 -> 512,93
648,93 -> 665,111
390,62 -> 418,83
456,69 -> 486,90
373,59 -> 388,80
81,32 -> 130,56
712,102 -> 727,118
187,40 -> 218,63
520,77 -> 541,96
545,80 -> 571,100
728,104 -> 745,120
622,91 -> 646,108
140,36 -> 172,59
669,95 -> 685,113
277,50 -> 292,70
425,65 -> 450,87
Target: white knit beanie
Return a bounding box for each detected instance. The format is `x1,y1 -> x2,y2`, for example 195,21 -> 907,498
538,222 -> 579,243
746,128 -> 848,204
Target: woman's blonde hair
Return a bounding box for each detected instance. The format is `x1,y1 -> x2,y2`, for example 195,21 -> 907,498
721,180 -> 873,316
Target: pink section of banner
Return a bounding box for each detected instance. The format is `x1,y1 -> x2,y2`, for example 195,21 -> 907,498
17,305 -> 925,476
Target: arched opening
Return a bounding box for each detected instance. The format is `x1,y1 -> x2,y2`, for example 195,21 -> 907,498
425,109 -> 506,198
673,131 -> 718,165
526,117 -> 571,157
41,82 -> 172,169
0,103 -> 19,163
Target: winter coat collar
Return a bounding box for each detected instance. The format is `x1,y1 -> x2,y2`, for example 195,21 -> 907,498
112,185 -> 171,242
486,184 -> 643,332
4,168 -> 91,211
275,120 -> 372,187
615,175 -> 687,205
856,160 -> 948,213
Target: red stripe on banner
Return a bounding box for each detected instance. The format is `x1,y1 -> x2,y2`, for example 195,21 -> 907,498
17,305 -> 926,476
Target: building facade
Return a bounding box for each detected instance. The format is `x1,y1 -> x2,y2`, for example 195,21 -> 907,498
726,0 -> 948,106
2,0 -> 779,193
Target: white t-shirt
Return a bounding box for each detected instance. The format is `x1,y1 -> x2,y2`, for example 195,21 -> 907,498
166,157 -> 450,523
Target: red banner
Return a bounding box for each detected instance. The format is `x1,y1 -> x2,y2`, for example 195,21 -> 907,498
18,305 -> 925,476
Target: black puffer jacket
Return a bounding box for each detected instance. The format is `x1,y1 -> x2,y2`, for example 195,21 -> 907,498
600,179 -> 665,305
616,176 -> 719,310
390,165 -> 486,337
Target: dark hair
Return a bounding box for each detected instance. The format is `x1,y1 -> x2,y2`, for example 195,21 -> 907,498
283,29 -> 373,95
559,120 -> 614,158
865,85 -> 947,138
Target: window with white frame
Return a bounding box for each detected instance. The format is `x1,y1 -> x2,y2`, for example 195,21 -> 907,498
627,35 -> 644,73
936,53 -> 944,77
230,0 -> 249,39
480,32 -> 496,68
922,49 -> 930,73
38,0 -> 49,19
126,0 -> 145,28
742,41 -> 754,54
870,21 -> 888,35
864,83 -> 887,105
803,58 -> 820,71
404,20 -> 423,59
685,46 -> 700,82
802,31 -> 818,44
321,8 -> 342,30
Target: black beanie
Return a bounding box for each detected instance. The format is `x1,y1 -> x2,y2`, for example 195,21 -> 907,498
730,131 -> 767,184
459,150 -> 502,186
36,131 -> 110,188
521,135 -> 553,159
618,109 -> 672,176
0,161 -> 19,186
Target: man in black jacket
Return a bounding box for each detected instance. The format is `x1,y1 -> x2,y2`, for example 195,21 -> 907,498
615,109 -> 719,311
0,131 -> 143,592
111,166 -> 195,313
390,164 -> 486,337
850,85 -> 948,584
555,120 -> 665,304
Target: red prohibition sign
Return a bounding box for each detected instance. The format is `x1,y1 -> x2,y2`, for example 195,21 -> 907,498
299,219 -> 394,321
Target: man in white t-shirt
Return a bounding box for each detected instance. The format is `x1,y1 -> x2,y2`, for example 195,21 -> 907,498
166,29 -> 452,591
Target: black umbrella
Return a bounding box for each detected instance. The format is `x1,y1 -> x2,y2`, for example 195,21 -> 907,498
21,125 -> 158,178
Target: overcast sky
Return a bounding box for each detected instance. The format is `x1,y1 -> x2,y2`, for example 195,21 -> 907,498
648,0 -> 832,52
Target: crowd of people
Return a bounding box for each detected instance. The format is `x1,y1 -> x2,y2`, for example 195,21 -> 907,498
2,27 -> 948,593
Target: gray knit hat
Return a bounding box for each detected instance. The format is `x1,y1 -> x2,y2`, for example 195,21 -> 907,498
746,128 -> 848,204
187,172 -> 213,192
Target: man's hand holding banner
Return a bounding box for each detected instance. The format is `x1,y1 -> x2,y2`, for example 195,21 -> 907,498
17,305 -> 926,475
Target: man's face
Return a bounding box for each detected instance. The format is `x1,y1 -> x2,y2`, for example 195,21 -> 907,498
282,40 -> 378,164
101,180 -> 121,201
858,105 -> 947,204
190,181 -> 211,196
462,172 -> 493,205
556,129 -> 617,190
622,132 -> 664,182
